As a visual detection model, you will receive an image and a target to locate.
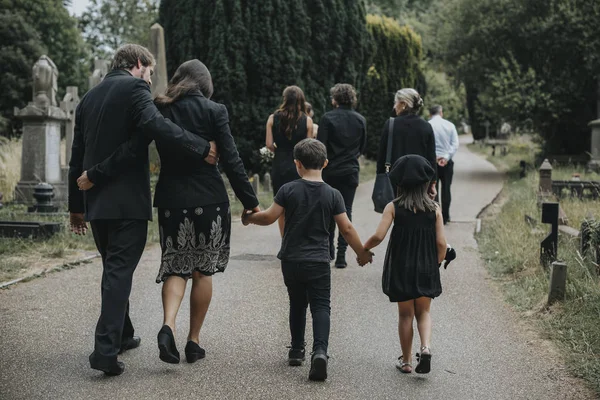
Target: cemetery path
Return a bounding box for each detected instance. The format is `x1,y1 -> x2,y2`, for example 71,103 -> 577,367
0,136 -> 593,400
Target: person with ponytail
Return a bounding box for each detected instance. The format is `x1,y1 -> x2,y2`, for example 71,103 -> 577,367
376,89 -> 437,186
265,86 -> 314,236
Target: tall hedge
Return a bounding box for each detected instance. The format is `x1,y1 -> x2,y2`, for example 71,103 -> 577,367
359,15 -> 425,158
159,0 -> 371,171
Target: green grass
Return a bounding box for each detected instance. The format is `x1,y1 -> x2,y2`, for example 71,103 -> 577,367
474,138 -> 600,395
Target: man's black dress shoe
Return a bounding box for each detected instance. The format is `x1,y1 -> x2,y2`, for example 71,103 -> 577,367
119,336 -> 141,354
334,253 -> 347,269
89,355 -> 125,376
157,325 -> 180,364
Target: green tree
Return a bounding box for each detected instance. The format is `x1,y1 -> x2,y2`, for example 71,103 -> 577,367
79,0 -> 159,60
160,0 -> 371,171
0,10 -> 47,136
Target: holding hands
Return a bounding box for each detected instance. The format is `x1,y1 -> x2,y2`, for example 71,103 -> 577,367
241,206 -> 261,226
356,248 -> 374,267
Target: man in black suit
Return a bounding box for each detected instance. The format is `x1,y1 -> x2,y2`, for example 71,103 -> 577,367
68,44 -> 218,376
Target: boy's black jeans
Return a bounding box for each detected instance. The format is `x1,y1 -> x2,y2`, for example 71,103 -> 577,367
281,261 -> 331,353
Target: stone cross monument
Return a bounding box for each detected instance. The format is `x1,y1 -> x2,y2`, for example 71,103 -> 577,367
89,59 -> 110,90
149,23 -> 168,97
14,55 -> 68,203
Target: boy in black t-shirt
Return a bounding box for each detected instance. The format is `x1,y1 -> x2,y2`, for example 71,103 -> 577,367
242,138 -> 372,381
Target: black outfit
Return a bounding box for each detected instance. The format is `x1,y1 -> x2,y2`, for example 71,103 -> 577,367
383,204 -> 442,302
317,106 -> 367,261
274,180 -> 346,353
271,112 -> 308,195
154,93 -> 258,282
376,113 -> 437,179
68,69 -> 211,370
437,160 -> 454,224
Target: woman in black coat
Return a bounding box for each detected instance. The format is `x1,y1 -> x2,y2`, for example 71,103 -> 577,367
376,88 -> 437,179
153,60 -> 259,364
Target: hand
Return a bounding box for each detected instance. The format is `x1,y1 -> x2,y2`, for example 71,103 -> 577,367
357,249 -> 374,266
437,157 -> 448,167
70,213 -> 87,235
77,171 -> 94,191
204,141 -> 219,165
241,206 -> 260,226
428,182 -> 437,200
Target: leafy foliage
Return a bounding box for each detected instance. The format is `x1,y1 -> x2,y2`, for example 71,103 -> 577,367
360,15 -> 425,158
79,0 -> 159,60
159,0 -> 372,171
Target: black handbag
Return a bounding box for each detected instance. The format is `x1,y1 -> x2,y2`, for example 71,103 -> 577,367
372,117 -> 395,213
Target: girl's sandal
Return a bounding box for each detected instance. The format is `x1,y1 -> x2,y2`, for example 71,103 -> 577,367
395,356 -> 412,373
415,346 -> 432,374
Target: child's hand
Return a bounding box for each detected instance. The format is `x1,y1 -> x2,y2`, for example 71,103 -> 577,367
241,209 -> 252,226
357,249 -> 374,266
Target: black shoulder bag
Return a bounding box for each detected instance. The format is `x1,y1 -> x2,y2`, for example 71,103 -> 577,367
371,117 -> 395,213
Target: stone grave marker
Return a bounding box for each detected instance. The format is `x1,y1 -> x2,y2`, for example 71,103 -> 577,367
89,59 -> 110,90
149,23 -> 168,97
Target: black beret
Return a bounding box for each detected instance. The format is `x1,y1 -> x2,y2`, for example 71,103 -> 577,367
388,154 -> 435,187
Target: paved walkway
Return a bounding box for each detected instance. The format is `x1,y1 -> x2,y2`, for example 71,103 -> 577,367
0,137 -> 592,399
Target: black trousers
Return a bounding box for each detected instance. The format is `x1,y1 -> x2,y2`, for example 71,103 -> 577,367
281,261 -> 331,353
436,159 -> 454,223
89,219 -> 147,366
324,175 -> 358,259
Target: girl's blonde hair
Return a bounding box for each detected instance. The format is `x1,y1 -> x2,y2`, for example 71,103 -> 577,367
395,182 -> 437,213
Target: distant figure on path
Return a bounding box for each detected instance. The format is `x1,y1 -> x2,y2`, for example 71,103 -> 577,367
376,88 -> 437,199
364,154 -> 447,374
305,102 -> 318,137
428,105 -> 459,224
317,84 -> 367,268
152,60 -> 259,364
242,139 -> 372,381
69,44 -> 218,376
266,86 -> 314,235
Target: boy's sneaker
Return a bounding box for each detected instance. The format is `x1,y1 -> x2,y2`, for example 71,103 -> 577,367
288,347 -> 305,366
308,350 -> 328,381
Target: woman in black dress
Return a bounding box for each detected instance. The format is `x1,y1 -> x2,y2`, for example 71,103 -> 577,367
376,88 -> 437,181
153,60 -> 259,364
265,86 -> 314,235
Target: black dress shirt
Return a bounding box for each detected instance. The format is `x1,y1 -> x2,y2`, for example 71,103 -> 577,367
68,69 -> 211,221
376,113 -> 437,180
317,106 -> 367,184
153,93 -> 259,210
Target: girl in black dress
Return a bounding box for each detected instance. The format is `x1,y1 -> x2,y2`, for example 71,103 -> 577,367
364,155 -> 447,374
265,86 -> 314,235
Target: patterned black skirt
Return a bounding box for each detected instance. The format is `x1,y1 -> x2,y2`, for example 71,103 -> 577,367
156,202 -> 231,283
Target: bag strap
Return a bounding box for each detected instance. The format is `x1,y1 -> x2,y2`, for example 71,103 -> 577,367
385,117 -> 394,173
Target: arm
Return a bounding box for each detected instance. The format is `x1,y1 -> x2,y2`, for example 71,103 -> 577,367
216,104 -> 259,210
306,116 -> 314,138
376,119 -> 390,174
86,80 -> 216,186
265,114 -> 275,151
449,123 -> 459,159
242,202 -> 284,226
67,104 -> 87,234
435,206 -> 447,263
359,117 -> 367,155
364,202 -> 395,250
334,212 -> 372,265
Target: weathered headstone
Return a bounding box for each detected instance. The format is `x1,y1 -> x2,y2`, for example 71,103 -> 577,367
149,23 -> 168,97
60,86 -> 80,176
251,173 -> 260,194
540,202 -> 559,268
589,119 -> 600,171
14,56 -> 68,203
89,59 -> 110,90
547,261 -> 567,305
538,159 -> 553,194
263,172 -> 272,194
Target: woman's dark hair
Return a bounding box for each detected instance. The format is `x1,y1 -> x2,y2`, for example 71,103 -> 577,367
330,83 -> 357,108
305,102 -> 314,117
276,86 -> 307,140
155,59 -> 214,106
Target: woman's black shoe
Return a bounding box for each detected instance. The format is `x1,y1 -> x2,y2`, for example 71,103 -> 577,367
185,340 -> 206,363
157,325 -> 180,364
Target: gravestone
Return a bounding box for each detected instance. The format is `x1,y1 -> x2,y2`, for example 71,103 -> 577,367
60,86 -> 80,181
89,59 -> 110,89
589,119 -> 600,171
14,56 -> 68,203
149,23 -> 168,97
540,202 -> 559,268
538,159 -> 553,194
547,261 -> 567,305
251,174 -> 260,194
263,172 -> 272,194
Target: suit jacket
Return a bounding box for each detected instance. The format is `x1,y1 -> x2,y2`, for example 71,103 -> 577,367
376,113 -> 437,180
153,93 -> 259,210
317,106 -> 367,184
68,69 -> 211,221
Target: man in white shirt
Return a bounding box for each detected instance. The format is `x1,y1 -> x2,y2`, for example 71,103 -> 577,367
429,105 -> 459,224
